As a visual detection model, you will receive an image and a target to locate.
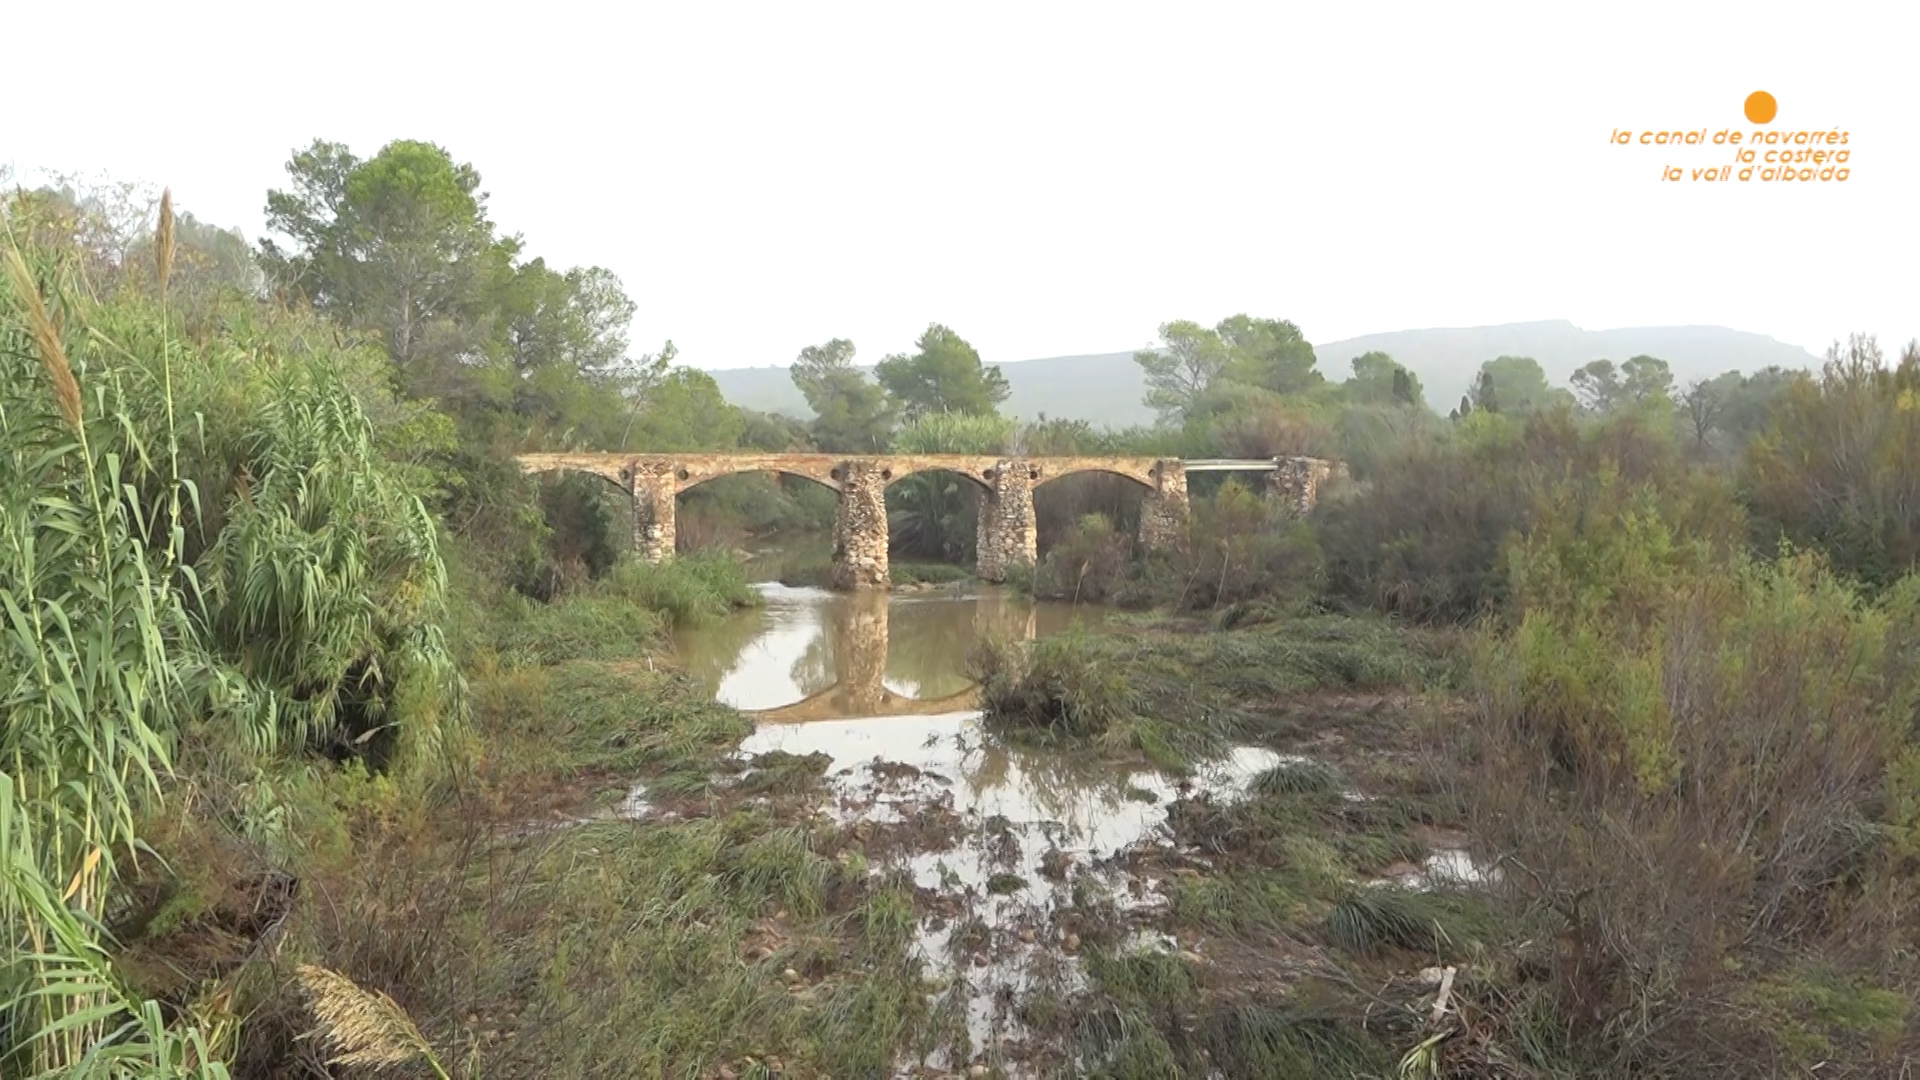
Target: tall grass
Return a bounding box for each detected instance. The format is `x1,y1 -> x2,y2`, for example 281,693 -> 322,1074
3,186 -> 459,1074
596,551 -> 759,628
193,356 -> 457,760
3,201 -> 234,1075
972,629 -> 1136,739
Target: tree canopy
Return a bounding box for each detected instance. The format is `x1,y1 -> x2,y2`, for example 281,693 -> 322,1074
1345,351 -> 1426,410
1571,355 -> 1675,414
1218,314 -> 1323,395
260,138 -> 646,449
874,323 -> 1009,420
791,338 -> 894,452
1475,355 -> 1572,415
1135,320 -> 1232,424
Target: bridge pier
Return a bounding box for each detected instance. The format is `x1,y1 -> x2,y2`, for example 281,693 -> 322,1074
1139,458 -> 1189,554
830,459 -> 891,590
629,460 -> 678,563
976,459 -> 1038,583
1267,456 -> 1349,515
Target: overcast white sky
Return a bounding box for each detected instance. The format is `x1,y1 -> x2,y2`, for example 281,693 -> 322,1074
9,1 -> 1916,370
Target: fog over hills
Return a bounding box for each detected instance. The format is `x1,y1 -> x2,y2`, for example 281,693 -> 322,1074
1318,321 -> 1825,415
708,321 -> 1825,427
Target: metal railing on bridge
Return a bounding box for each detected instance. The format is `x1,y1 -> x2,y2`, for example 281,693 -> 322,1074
1179,458 -> 1287,472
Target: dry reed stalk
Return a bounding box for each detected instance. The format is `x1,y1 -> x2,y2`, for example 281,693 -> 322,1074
156,188 -> 176,295
294,964 -> 449,1077
3,246 -> 82,431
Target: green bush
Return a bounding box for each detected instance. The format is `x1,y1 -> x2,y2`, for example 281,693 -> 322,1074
1320,403 -> 1745,623
1744,335 -> 1920,588
1031,512 -> 1132,603
1463,542 -> 1920,1071
476,551 -> 757,663
973,629 -> 1135,739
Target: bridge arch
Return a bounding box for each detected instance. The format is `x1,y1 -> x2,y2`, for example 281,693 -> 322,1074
1031,464 -> 1155,490
676,465 -> 840,497
518,459 -> 630,490
880,461 -> 993,571
880,457 -> 996,494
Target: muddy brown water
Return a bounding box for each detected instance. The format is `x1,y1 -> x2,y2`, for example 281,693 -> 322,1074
671,582 -> 1096,717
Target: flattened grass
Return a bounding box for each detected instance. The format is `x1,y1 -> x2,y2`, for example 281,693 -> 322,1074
975,613 -> 1459,770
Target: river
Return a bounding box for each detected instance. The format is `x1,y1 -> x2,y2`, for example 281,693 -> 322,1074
671,580 -> 1101,718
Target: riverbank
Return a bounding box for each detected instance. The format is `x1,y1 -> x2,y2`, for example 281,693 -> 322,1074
130,558 -> 1485,1077
131,546 -> 1920,1078
497,586 -> 1483,1077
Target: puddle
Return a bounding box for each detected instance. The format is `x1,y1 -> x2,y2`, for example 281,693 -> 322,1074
616,783 -> 651,820
740,712 -> 1279,1072
1374,847 -> 1499,891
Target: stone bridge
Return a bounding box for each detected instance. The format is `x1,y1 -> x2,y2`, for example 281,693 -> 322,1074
514,452 -> 1344,590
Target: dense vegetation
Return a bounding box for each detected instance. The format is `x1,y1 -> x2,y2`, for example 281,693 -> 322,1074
991,335 -> 1920,1075
5,142 -> 1920,1078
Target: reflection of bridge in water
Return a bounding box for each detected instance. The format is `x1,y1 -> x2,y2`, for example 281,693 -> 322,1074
746,588 -> 1044,724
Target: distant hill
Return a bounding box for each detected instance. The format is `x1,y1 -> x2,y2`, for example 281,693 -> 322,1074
1317,320 -> 1824,415
707,321 -> 1823,427
708,352 -> 1157,426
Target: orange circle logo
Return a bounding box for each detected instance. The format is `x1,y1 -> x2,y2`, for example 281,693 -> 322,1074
1744,91 -> 1777,124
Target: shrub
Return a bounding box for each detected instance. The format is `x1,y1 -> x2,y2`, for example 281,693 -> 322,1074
1169,477 -> 1325,610
1318,427 -> 1546,621
973,629 -> 1135,738
1744,334 -> 1920,588
1461,546 -> 1920,1072
1032,513 -> 1133,603
1320,404 -> 1745,623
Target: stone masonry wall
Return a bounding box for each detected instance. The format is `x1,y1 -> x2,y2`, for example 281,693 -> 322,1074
629,461 -> 679,563
830,459 -> 890,590
1138,458 -> 1190,553
976,459 -> 1038,583
1268,456 -> 1350,516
